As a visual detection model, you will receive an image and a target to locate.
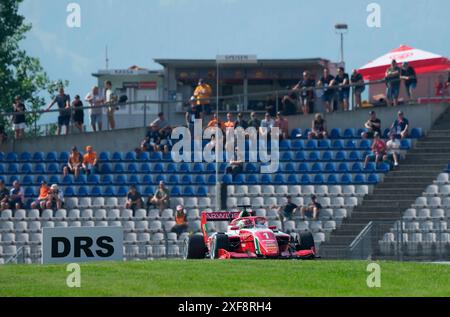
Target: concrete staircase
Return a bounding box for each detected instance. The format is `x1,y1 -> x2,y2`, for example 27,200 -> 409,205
319,106 -> 450,259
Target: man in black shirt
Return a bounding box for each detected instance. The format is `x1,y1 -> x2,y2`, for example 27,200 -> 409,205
318,68 -> 336,113
385,60 -> 401,106
362,110 -> 382,139
293,71 -> 316,115
125,185 -> 144,214
281,86 -> 299,116
300,195 -> 322,220
335,67 -> 350,111
400,62 -> 417,101
0,180 -> 10,212
12,95 -> 26,140
234,113 -> 248,129
275,196 -> 299,222
351,69 -> 365,110
47,87 -> 71,136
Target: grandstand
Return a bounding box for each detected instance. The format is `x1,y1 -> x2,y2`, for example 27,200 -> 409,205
1,104 -> 450,264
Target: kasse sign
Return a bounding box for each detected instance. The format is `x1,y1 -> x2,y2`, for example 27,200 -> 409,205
42,226 -> 123,264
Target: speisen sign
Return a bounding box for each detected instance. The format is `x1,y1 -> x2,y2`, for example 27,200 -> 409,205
42,227 -> 123,264
216,55 -> 258,64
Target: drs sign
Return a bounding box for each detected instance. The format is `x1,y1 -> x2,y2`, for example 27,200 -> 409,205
43,227 -> 123,264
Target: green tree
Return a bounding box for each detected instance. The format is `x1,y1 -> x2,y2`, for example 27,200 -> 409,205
0,0 -> 68,136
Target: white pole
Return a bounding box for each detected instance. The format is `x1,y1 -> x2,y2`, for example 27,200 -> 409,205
215,62 -> 220,211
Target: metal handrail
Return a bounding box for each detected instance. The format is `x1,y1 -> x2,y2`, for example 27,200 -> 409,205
349,221 -> 374,251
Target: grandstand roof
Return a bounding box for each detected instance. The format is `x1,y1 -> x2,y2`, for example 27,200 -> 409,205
154,58 -> 331,68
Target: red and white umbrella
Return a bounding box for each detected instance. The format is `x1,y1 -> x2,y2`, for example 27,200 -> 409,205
359,45 -> 450,81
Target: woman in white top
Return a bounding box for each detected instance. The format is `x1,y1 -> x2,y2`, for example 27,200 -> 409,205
85,86 -> 104,132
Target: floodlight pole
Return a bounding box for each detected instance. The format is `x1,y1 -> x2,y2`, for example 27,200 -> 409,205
215,61 -> 220,212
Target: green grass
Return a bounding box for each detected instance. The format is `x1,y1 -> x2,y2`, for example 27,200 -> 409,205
0,260 -> 449,297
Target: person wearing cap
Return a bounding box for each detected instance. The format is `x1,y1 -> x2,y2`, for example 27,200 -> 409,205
193,78 -> 212,117
385,60 -> 401,106
0,180 -> 10,212
46,184 -> 64,210
12,95 -> 26,140
125,185 -> 144,213
171,205 -> 188,237
300,195 -> 322,220
400,62 -> 417,101
63,146 -> 83,178
8,180 -> 25,210
46,87 -> 71,136
362,111 -> 381,139
364,132 -> 387,169
308,113 -> 328,140
390,111 -> 409,139
234,113 -> 248,129
274,112 -> 289,140
82,145 -> 98,175
72,94 -> 84,132
149,181 -> 170,212
385,133 -> 401,167
31,181 -> 50,210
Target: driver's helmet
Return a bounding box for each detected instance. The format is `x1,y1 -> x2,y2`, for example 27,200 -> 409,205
255,218 -> 267,228
239,219 -> 253,229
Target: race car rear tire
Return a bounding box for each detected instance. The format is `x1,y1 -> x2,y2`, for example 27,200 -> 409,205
210,234 -> 230,259
184,234 -> 207,259
297,231 -> 315,251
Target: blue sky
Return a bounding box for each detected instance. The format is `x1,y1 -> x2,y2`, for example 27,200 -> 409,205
19,0 -> 449,102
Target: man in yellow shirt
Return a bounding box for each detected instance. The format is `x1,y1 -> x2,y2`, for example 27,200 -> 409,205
82,145 -> 98,175
193,78 -> 212,117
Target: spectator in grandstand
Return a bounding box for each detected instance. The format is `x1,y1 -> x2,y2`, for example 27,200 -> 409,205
247,112 -> 261,130
234,112 -> 248,129
47,184 -> 64,210
334,67 -> 351,111
274,196 -> 299,222
308,113 -> 328,140
150,112 -> 172,136
0,180 -> 10,212
30,180 -> 50,210
400,62 -> 417,101
193,78 -> 213,117
82,145 -> 98,175
149,181 -> 170,212
222,112 -> 235,131
207,113 -> 221,129
281,86 -> 299,115
274,112 -> 289,140
351,69 -> 365,110
186,103 -> 201,135
225,147 -> 244,178
300,195 -> 322,220
317,68 -> 336,113
46,87 -> 71,136
141,124 -> 162,152
104,80 -> 118,130
384,133 -> 401,167
435,75 -> 449,97
293,71 -> 316,114
63,146 -> 83,178
364,132 -> 387,168
125,185 -> 144,212
390,111 -> 409,139
171,205 -> 188,237
72,95 -> 84,132
259,112 -> 275,139
8,180 -> 24,210
265,94 -> 277,118
85,86 -> 104,132
361,110 -> 382,139
385,59 -> 402,106
12,95 -> 26,140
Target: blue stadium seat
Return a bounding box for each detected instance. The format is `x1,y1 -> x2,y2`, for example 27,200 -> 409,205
167,175 -> 179,185
197,186 -> 208,197
191,163 -> 204,173
128,174 -> 140,185
287,174 -> 297,184
345,140 -> 357,150
322,151 -> 333,161
343,128 -> 356,139
302,129 -> 311,139
354,174 -> 366,184
0,152 -> 5,161
207,175 -> 216,185
155,175 -> 166,183
115,175 -> 127,185
330,128 -> 342,139
150,152 -> 163,161
20,163 -> 32,174
411,128 -> 423,139
183,186 -> 195,196
300,174 -> 311,185
327,174 -> 338,184
193,175 -> 206,185
281,152 -> 293,161
306,140 -> 318,150
101,175 -> 113,185
181,175 -> 193,185
62,175 -> 74,185
246,163 -> 258,173
87,174 -> 100,185
142,175 -> 154,185
139,163 -> 151,173
125,151 -> 137,161
246,174 -> 258,184
166,163 -> 177,173
311,163 -> 323,173
351,162 -> 363,173
318,139 -> 331,150
22,175 -> 33,186
45,151 -> 57,162
282,163 -> 296,173
349,151 -> 361,161
32,152 -> 44,162
100,163 -> 112,174
298,163 -> 309,173
74,175 -> 87,185
340,174 -> 353,184
49,175 -> 60,184
59,152 -> 69,162
377,162 -> 390,173
357,128 -> 367,137
219,163 -> 228,173
19,152 -> 31,162
364,162 -> 376,173
291,140 -> 304,151
6,152 -> 18,162
9,175 -> 19,184
290,128 -> 302,139
280,140 -> 291,151
64,186 -> 75,197
103,186 -> 115,197
273,174 -> 285,185
33,163 -> 45,174
111,152 -> 123,161
400,139 -> 411,150
143,186 -> 155,196
179,163 -> 190,173
206,163 -> 216,173
295,152 -> 306,162
152,163 -> 164,173
114,163 -> 125,173
308,152 -> 320,161
234,174 -> 245,185
332,140 -> 344,150
162,152 -> 172,161
127,163 -> 138,173
138,151 -> 150,161
171,186 -> 181,197
117,186 -> 128,197
359,139 -> 372,150
24,187 -> 36,198
314,174 -> 325,184
368,174 -> 379,184
260,174 -> 271,184
338,163 -> 349,173
335,151 -> 347,161
47,163 -> 60,174
99,152 -> 110,161
0,164 -> 4,174
78,186 -> 89,197
325,163 -> 336,173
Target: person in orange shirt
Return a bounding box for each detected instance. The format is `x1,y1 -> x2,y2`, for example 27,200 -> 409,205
31,180 -> 50,210
82,145 -> 98,175
171,205 -> 188,237
63,146 -> 83,177
193,78 -> 212,117
222,112 -> 235,132
207,113 -> 221,129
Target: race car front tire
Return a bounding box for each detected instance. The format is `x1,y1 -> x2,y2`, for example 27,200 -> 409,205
210,234 -> 230,259
184,234 -> 207,259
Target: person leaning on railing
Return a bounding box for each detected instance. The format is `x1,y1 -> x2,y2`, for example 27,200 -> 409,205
12,95 -> 26,140
385,59 -> 402,107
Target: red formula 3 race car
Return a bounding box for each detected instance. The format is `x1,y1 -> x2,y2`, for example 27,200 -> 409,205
182,207 -> 316,260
